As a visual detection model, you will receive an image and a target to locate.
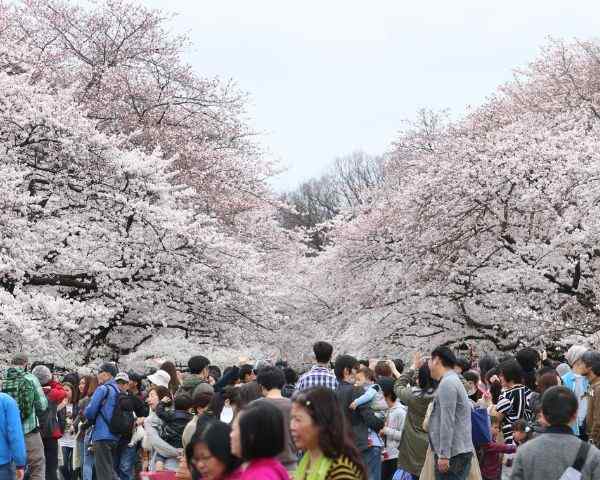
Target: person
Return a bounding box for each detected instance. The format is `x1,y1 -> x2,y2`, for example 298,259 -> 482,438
454,357 -> 471,376
237,382 -> 262,410
2,353 -> 48,480
296,342 -> 338,392
374,361 -> 393,379
583,351 -> 600,446
334,355 -> 384,480
349,367 -> 387,418
84,362 -> 121,479
389,355 -> 436,479
156,393 -> 194,453
515,348 -> 540,393
113,372 -> 149,480
161,362 -> 182,395
254,366 -> 297,472
511,420 -> 534,445
291,387 -> 367,480
182,390 -> 215,449
230,401 -> 290,479
143,385 -> 180,471
478,416 -> 516,480
238,365 -> 256,385
180,356 -> 211,396
562,344 -> 590,439
428,346 -> 473,480
511,386 -> 600,479
0,392 -> 27,480
33,364 -> 67,480
208,366 -> 222,386
58,382 -> 80,480
148,369 -> 172,390
463,371 -> 483,404
77,375 -> 98,480
281,368 -> 298,399
189,421 -> 242,480
378,377 -> 406,480
527,370 -> 558,420
494,359 -> 532,445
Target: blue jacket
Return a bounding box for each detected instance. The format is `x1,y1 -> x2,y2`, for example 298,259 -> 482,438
562,372 -> 589,435
84,381 -> 120,442
0,393 -> 27,468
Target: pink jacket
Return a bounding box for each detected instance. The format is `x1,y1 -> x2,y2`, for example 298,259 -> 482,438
239,458 -> 290,480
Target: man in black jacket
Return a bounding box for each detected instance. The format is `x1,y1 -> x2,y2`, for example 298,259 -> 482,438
335,355 -> 385,480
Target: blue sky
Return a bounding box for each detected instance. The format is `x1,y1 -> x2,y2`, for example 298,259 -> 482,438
140,0 -> 599,191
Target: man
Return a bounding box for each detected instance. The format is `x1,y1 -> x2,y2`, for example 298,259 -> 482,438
582,351 -> 600,446
511,386 -> 600,479
296,341 -> 338,392
0,392 -> 27,480
239,364 -> 256,384
179,355 -> 210,396
254,366 -> 297,471
2,353 -> 47,480
113,372 -> 148,480
84,362 -> 121,479
562,344 -> 590,438
335,354 -> 385,480
428,346 -> 473,480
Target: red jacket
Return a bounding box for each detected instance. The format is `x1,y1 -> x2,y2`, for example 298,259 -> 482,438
479,439 -> 516,479
43,380 -> 67,439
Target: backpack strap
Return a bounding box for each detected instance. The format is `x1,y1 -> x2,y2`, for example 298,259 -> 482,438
95,383 -> 118,426
572,440 -> 591,472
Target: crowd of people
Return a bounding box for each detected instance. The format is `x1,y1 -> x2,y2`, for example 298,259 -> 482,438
1,341 -> 600,480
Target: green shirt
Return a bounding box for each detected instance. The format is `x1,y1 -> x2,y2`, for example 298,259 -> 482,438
2,367 -> 48,434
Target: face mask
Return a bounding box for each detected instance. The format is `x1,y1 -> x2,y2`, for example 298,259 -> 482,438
220,405 -> 234,424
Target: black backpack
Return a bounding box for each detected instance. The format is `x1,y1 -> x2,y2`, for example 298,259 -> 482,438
38,399 -> 60,439
97,384 -> 135,436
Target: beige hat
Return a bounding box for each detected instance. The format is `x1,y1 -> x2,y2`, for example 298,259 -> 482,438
565,345 -> 588,367
147,369 -> 171,389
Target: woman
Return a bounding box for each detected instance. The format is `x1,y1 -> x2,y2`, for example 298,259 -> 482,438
230,401 -> 290,480
389,355 -> 436,480
58,382 -> 79,480
77,375 -> 98,480
143,385 -> 181,472
291,387 -> 367,480
189,421 -> 242,480
379,379 -> 406,480
161,361 -> 182,395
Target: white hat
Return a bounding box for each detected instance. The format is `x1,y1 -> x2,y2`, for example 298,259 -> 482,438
565,345 -> 588,367
115,372 -> 130,383
147,369 -> 171,389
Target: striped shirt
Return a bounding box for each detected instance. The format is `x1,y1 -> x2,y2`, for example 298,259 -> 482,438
295,365 -> 338,393
496,385 -> 532,444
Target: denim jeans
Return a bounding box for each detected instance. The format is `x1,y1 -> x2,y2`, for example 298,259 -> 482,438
114,441 -> 138,480
0,464 -> 15,480
362,446 -> 382,480
433,452 -> 472,480
83,431 -> 95,480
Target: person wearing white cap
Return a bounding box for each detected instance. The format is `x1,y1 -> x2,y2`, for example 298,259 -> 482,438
147,370 -> 171,390
562,344 -> 590,438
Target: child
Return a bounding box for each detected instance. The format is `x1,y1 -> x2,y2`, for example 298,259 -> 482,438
512,419 -> 535,445
155,393 -> 194,469
478,416 -> 517,480
349,366 -> 387,418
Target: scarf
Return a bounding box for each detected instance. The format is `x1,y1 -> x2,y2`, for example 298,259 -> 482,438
294,452 -> 333,480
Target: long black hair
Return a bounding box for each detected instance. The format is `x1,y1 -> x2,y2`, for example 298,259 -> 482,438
237,401 -> 285,460
293,387 -> 367,479
188,421 -> 241,479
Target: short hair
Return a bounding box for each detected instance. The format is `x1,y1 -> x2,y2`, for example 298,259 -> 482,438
239,365 -> 254,382
188,356 -> 210,375
516,348 -> 540,372
478,355 -> 498,380
283,368 -> 298,385
238,401 -> 284,460
192,388 -> 214,410
238,382 -> 262,409
256,366 -> 285,391
542,386 -> 578,426
357,366 -> 376,382
374,361 -> 392,378
222,367 -> 240,385
393,358 -> 405,374
455,357 -> 471,373
313,341 -> 334,364
499,359 -> 524,384
431,346 -> 457,368
334,355 -> 358,380
174,393 -> 194,411
379,377 -> 396,402
537,371 -> 559,395
463,371 -> 480,384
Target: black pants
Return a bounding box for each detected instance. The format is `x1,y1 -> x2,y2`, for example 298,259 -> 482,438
60,447 -> 74,480
93,441 -> 119,480
42,437 -> 58,480
381,459 -> 397,480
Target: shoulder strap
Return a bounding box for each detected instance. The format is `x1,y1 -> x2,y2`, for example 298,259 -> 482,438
572,440 -> 591,472
95,384 -> 118,424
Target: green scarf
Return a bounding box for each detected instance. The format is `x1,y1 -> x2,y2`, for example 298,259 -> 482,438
294,452 -> 333,480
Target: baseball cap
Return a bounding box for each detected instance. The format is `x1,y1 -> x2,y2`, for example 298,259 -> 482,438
98,362 -> 118,377
115,372 -> 130,383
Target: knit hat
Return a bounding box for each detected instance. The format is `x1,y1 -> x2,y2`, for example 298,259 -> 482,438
32,365 -> 52,386
98,362 -> 118,378
565,345 -> 588,367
